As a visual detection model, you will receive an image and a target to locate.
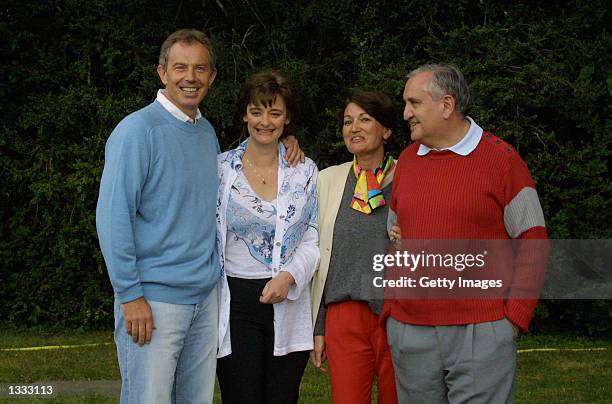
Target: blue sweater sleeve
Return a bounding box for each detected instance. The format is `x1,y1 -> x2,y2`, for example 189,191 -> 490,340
214,133 -> 221,154
96,117 -> 150,303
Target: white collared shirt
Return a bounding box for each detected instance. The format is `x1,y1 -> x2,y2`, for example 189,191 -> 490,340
417,116 -> 483,156
156,89 -> 202,124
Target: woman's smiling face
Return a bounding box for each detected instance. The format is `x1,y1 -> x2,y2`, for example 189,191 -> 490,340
243,96 -> 290,146
342,102 -> 390,157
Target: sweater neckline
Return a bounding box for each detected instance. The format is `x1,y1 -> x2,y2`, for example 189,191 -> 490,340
420,149 -> 463,160
152,101 -> 206,133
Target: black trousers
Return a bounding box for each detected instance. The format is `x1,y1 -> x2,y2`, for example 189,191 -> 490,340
216,276 -> 310,404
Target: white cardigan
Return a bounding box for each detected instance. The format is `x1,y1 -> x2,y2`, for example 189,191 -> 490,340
216,141 -> 320,357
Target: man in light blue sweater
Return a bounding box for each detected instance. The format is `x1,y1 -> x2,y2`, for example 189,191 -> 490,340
96,29 -> 221,403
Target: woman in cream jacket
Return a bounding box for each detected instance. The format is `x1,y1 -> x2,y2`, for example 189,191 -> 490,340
311,90 -> 399,404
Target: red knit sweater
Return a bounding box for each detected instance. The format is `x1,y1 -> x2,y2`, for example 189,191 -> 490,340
382,132 -> 548,331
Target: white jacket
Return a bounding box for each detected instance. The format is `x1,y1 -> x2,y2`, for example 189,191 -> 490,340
216,140 -> 320,357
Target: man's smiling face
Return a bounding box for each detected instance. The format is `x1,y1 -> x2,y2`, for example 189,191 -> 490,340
156,41 -> 217,119
403,71 -> 446,145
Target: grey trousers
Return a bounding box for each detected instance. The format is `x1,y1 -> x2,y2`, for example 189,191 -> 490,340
386,317 -> 516,404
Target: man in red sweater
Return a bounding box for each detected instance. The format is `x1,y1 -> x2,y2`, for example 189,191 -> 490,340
383,64 -> 548,403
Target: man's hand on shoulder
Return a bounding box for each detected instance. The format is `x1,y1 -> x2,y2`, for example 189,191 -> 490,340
281,135 -> 305,166
121,297 -> 155,345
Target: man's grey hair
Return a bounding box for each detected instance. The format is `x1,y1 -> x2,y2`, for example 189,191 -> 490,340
158,29 -> 216,70
407,64 -> 470,116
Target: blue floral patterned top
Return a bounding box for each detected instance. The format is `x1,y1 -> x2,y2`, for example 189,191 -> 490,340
225,170 -> 277,276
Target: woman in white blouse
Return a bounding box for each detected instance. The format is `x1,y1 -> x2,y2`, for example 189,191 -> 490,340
215,70 -> 319,404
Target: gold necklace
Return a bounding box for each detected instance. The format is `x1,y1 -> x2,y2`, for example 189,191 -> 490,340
243,155 -> 277,185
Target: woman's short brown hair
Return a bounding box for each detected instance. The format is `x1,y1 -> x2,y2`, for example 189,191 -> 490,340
338,90 -> 397,135
239,70 -> 297,139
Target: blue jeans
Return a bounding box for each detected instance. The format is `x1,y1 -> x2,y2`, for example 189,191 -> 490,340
114,285 -> 218,404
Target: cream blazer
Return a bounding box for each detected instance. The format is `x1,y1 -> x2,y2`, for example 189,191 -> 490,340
310,161 -> 395,326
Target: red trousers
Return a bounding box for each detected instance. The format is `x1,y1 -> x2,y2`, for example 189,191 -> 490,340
325,301 -> 398,404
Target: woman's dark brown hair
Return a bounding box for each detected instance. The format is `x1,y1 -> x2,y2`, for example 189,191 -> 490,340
239,70 -> 297,139
338,90 -> 397,135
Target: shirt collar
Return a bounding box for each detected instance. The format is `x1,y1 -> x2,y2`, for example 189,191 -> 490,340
156,89 -> 202,124
417,116 -> 483,156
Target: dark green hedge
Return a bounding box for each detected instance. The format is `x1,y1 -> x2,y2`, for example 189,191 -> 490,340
1,0 -> 610,335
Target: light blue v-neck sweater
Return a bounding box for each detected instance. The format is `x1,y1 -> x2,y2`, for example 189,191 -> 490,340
96,101 -> 220,304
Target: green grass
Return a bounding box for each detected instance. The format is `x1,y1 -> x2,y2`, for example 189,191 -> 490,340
516,335 -> 612,403
0,330 -> 609,403
0,330 -> 118,382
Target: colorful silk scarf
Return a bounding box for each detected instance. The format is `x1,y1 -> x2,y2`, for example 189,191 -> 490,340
350,153 -> 394,214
